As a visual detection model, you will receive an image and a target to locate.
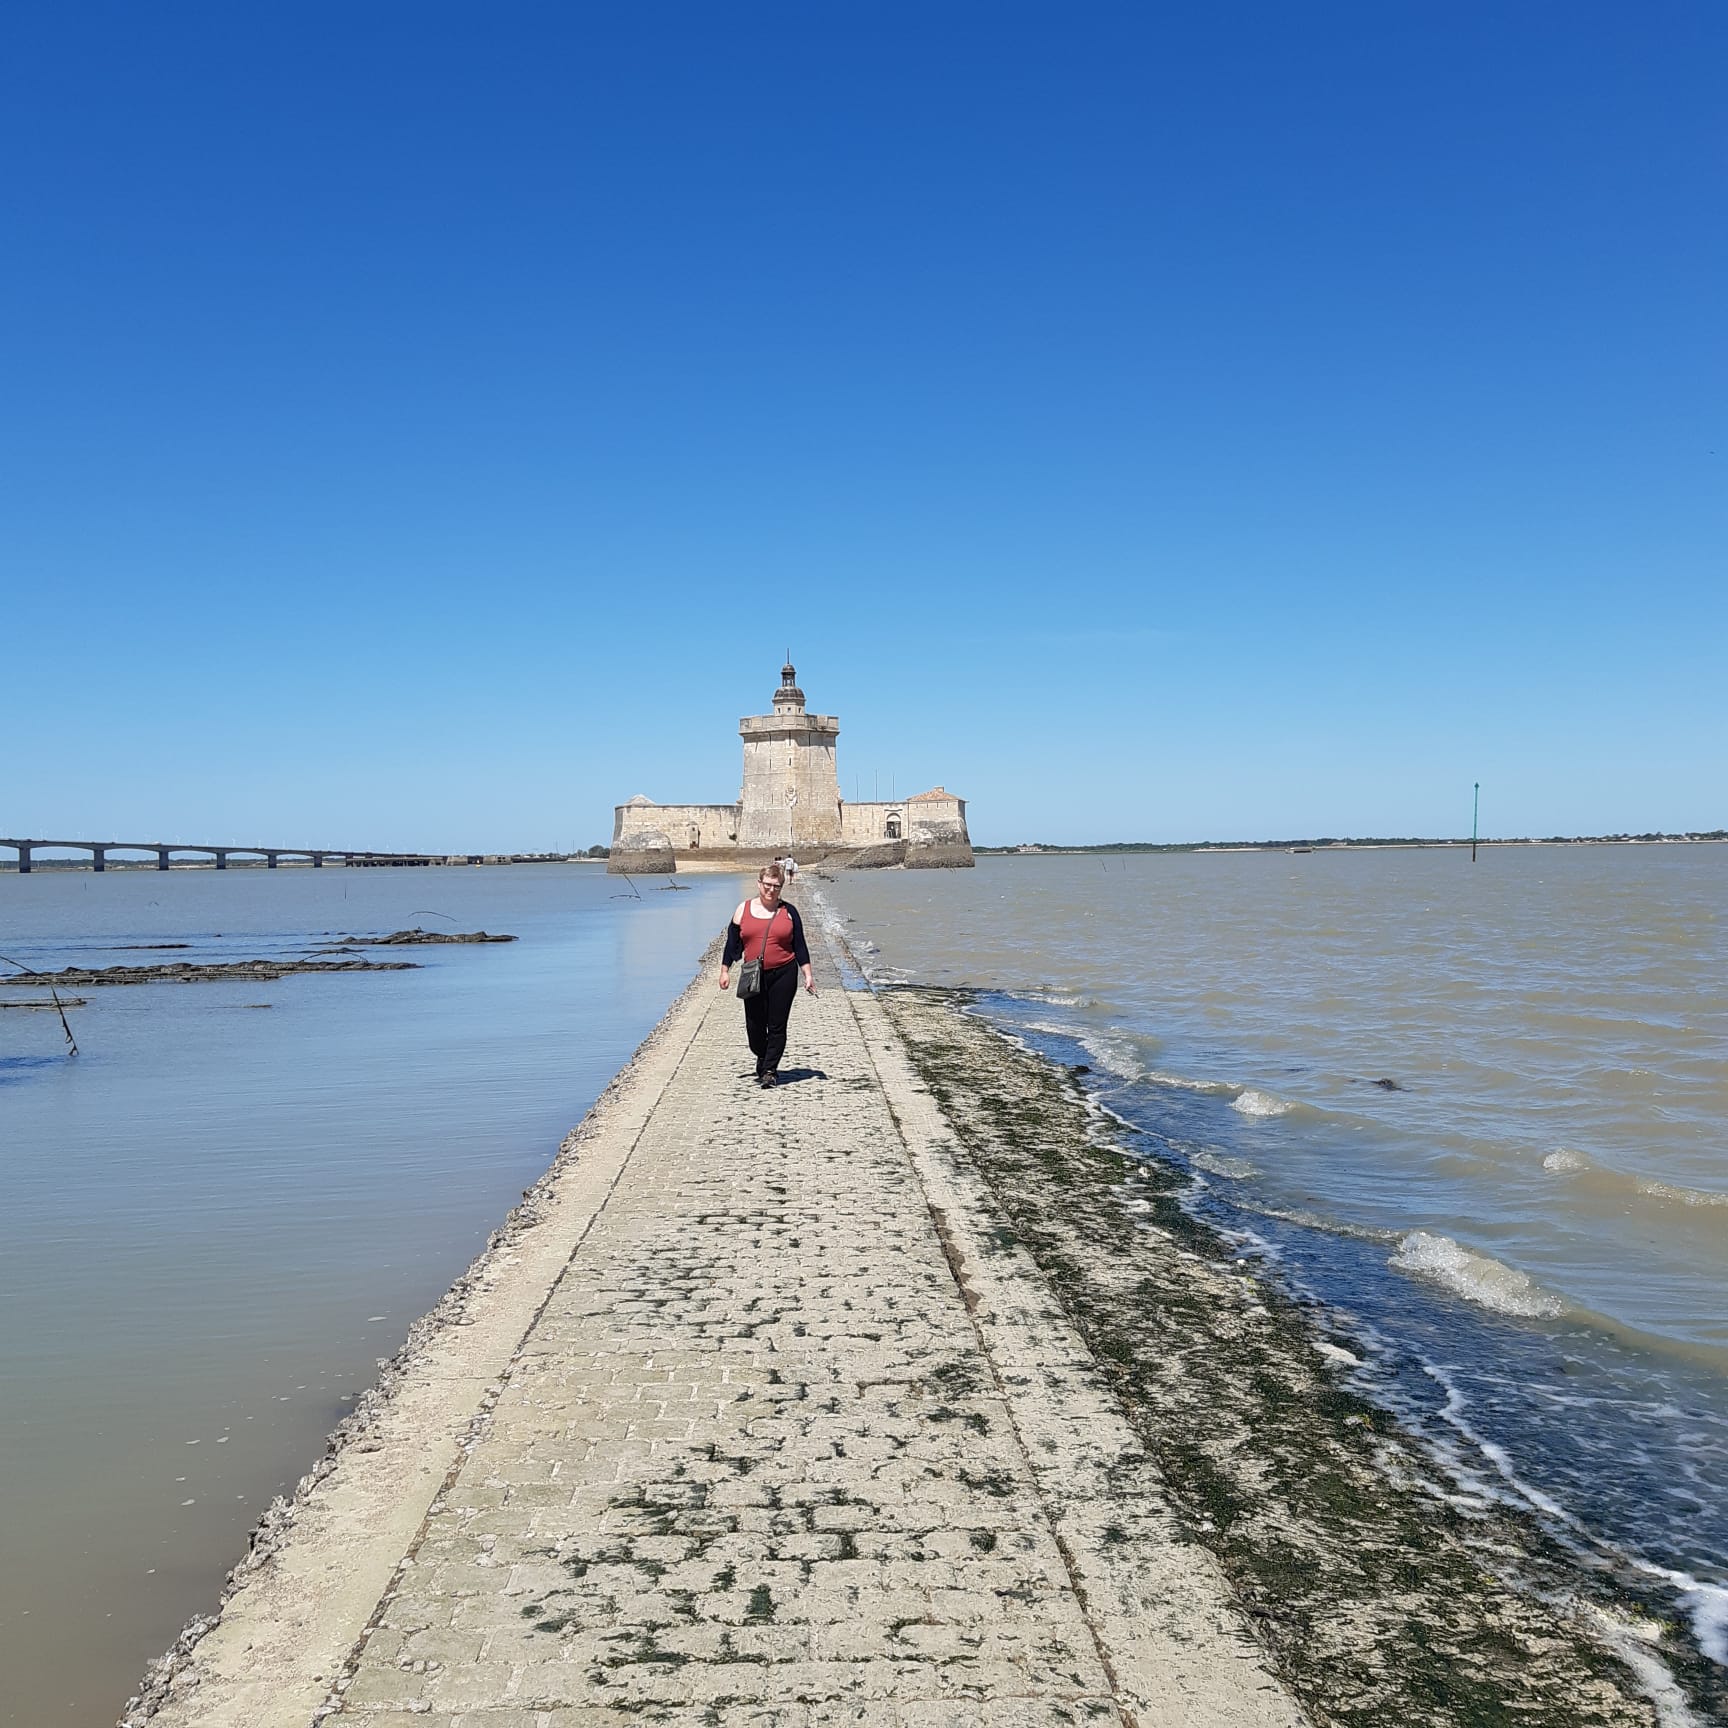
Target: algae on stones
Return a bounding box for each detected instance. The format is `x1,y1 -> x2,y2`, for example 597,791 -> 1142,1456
882,985 -> 1718,1728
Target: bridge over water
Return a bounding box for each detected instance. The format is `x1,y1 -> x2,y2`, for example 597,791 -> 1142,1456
0,838 -> 480,873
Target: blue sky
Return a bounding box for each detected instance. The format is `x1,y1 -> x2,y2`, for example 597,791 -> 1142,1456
4,3 -> 1722,849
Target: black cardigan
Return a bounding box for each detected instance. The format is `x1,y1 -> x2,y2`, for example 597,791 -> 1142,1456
722,900 -> 811,968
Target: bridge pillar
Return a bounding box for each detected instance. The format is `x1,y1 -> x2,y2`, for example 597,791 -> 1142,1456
16,842 -> 30,874
214,851 -> 228,870
310,853 -> 324,868
157,849 -> 171,871
91,846 -> 107,873
266,852 -> 279,869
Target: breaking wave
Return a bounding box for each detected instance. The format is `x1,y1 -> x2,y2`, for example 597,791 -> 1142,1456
1235,1201 -> 1402,1245
1391,1231 -> 1567,1319
1146,1069 -> 1235,1095
1637,1179 -> 1728,1211
1231,1086 -> 1295,1118
1075,1030 -> 1151,1082
1191,1148 -> 1259,1180
1543,1146 -> 1728,1212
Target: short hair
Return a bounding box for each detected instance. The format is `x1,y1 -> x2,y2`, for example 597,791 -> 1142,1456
759,862 -> 786,883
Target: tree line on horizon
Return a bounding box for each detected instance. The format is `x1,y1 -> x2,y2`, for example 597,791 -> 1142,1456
976,831 -> 1727,854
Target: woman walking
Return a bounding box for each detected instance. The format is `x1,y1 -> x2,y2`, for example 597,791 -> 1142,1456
718,862 -> 815,1087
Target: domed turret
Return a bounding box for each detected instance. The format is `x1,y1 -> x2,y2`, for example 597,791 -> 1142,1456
772,659 -> 806,715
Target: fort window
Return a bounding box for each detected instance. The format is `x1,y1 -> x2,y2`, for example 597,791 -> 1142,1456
885,813 -> 902,840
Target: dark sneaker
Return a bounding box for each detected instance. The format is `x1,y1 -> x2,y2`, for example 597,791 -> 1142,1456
759,1072 -> 777,1089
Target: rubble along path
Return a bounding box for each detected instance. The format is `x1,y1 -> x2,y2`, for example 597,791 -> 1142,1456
133,922 -> 1304,1728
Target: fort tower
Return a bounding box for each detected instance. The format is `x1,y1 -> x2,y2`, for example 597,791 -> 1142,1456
610,662 -> 972,873
738,662 -> 842,850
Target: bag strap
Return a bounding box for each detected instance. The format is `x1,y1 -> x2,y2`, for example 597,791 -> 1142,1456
755,900 -> 778,963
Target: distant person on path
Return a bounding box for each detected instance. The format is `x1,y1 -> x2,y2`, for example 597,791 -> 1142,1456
718,862 -> 815,1088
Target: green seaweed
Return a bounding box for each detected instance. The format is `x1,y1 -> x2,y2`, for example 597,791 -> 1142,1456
883,985 -> 1709,1727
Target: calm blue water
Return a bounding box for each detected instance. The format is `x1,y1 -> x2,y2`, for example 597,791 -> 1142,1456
0,863 -> 740,1727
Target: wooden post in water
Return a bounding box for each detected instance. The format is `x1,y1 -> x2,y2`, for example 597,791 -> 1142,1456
1472,782 -> 1480,863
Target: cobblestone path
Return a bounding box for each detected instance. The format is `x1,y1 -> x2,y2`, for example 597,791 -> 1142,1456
324,930 -> 1300,1728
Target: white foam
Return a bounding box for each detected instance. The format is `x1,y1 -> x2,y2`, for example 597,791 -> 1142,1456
1419,1359 -> 1728,1680
1314,1340 -> 1362,1367
1191,1149 -> 1258,1180
1418,1362 -> 1587,1524
1680,1580 -> 1728,1667
1635,1565 -> 1728,1668
1542,1146 -> 1728,1210
1473,1434 -> 1570,1516
1076,1031 -> 1148,1084
1637,1178 -> 1728,1209
1018,1018 -> 1075,1038
1146,1069 -> 1234,1095
996,1016 -> 1145,1083
1391,1231 -> 1566,1319
1231,1087 -> 1294,1118
1235,1201 -> 1402,1244
1581,1603 -> 1706,1727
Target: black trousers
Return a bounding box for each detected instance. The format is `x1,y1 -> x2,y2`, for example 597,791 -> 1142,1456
743,961 -> 798,1077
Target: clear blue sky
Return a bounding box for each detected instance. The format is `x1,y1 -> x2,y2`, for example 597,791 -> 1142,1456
4,3 -> 1722,849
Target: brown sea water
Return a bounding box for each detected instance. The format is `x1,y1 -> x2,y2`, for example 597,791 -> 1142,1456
816,845 -> 1728,1674
0,863 -> 742,1727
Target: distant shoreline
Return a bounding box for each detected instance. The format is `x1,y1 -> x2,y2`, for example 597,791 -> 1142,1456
976,833 -> 1727,856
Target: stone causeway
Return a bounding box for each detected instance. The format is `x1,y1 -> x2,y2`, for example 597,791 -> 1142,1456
135,920 -> 1302,1728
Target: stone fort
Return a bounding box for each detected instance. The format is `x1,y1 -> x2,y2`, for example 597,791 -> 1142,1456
609,663 -> 974,874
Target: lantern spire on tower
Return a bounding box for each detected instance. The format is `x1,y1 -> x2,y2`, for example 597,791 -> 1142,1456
773,659 -> 806,715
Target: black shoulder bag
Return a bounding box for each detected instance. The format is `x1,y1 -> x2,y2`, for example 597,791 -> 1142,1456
734,903 -> 778,999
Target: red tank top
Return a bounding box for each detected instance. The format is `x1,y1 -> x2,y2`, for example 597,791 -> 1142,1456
738,902 -> 796,969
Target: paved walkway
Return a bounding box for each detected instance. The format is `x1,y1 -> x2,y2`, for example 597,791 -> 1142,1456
324,923 -> 1300,1728
142,920 -> 1302,1728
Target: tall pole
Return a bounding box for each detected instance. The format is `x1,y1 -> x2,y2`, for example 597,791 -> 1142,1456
1472,782 -> 1480,863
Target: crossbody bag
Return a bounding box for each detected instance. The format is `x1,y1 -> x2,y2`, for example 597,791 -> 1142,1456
734,903 -> 780,999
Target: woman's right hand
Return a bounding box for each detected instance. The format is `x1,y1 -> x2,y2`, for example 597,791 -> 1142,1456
717,967 -> 730,990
